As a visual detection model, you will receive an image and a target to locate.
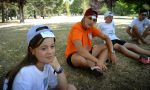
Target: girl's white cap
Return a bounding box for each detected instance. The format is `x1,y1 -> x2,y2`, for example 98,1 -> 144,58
27,25 -> 55,44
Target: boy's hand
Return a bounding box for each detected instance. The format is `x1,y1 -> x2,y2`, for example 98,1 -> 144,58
110,54 -> 117,64
96,61 -> 107,71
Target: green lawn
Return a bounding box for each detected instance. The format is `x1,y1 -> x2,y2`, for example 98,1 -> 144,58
0,23 -> 150,90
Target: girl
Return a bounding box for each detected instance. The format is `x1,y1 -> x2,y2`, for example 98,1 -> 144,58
3,25 -> 76,90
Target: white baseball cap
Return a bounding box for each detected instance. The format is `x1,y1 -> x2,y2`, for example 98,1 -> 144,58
104,11 -> 114,18
27,25 -> 55,45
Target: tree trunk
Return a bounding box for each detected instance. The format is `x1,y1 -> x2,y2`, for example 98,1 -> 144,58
110,0 -> 112,11
65,0 -> 70,16
81,0 -> 89,15
33,10 -> 37,19
5,8 -> 9,21
1,1 -> 5,23
90,0 -> 102,14
18,2 -> 24,23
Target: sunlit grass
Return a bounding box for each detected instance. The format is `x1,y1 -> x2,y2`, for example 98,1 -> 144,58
0,23 -> 150,90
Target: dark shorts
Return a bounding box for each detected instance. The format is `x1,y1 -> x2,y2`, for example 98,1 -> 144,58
111,39 -> 126,45
67,49 -> 92,67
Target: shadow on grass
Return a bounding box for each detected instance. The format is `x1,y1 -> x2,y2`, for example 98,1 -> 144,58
0,23 -> 150,90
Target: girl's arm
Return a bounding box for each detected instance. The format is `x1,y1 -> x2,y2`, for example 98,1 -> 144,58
51,57 -> 68,90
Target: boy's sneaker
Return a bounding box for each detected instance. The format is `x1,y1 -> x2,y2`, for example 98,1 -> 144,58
138,56 -> 150,64
91,66 -> 103,76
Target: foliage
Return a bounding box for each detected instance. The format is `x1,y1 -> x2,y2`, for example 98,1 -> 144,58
81,0 -> 90,14
1,0 -> 150,22
113,0 -> 137,16
99,4 -> 108,14
104,0 -> 116,11
25,0 -> 64,18
24,3 -> 35,18
70,0 -> 83,15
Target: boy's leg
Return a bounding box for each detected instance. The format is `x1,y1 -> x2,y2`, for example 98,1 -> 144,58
71,49 -> 104,75
114,44 -> 139,60
142,25 -> 150,38
92,44 -> 108,71
92,44 -> 108,65
91,44 -> 107,57
132,26 -> 141,43
71,53 -> 95,68
124,43 -> 150,56
126,27 -> 133,38
97,47 -> 108,64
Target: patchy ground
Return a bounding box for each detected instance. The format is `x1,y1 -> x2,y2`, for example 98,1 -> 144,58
0,16 -> 150,90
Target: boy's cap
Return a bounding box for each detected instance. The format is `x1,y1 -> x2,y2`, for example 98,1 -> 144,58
84,8 -> 98,18
104,11 -> 113,18
27,25 -> 55,44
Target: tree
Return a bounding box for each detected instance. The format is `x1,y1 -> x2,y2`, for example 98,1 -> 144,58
104,0 -> 115,11
63,0 -> 74,16
120,0 -> 149,12
70,0 -> 83,15
90,0 -> 104,14
17,0 -> 26,23
0,0 -> 26,23
1,0 -> 5,23
81,0 -> 90,14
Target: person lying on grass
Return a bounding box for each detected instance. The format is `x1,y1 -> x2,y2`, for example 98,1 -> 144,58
3,25 -> 76,90
98,11 -> 150,64
65,8 -> 117,76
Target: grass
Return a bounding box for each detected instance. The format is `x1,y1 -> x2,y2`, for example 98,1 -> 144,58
0,23 -> 150,90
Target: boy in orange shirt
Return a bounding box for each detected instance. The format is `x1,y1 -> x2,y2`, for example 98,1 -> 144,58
65,8 -> 117,76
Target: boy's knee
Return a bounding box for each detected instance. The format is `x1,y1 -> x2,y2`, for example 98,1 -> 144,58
132,25 -> 138,29
114,44 -> 121,50
126,28 -> 130,33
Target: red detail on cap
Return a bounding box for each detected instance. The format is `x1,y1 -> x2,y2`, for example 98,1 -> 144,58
84,8 -> 98,18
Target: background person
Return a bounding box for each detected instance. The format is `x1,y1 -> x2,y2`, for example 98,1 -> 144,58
98,11 -> 150,64
65,8 -> 117,76
126,9 -> 150,44
3,25 -> 76,90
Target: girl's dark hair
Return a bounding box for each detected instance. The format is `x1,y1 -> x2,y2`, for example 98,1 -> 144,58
6,33 -> 55,90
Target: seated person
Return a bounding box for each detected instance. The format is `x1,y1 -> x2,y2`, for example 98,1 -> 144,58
65,8 -> 117,76
3,25 -> 76,90
98,11 -> 150,64
126,9 -> 150,44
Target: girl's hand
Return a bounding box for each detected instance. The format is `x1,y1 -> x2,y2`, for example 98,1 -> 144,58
51,57 -> 61,70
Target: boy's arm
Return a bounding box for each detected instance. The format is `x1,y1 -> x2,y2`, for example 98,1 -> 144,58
73,40 -> 99,63
97,31 -> 117,62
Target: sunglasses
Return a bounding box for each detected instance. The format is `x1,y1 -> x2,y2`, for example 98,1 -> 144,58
141,14 -> 147,16
88,17 -> 97,22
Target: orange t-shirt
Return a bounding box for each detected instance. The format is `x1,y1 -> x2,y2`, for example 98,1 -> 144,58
65,22 -> 102,58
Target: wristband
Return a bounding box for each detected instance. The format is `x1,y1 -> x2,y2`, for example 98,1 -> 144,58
54,66 -> 64,74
